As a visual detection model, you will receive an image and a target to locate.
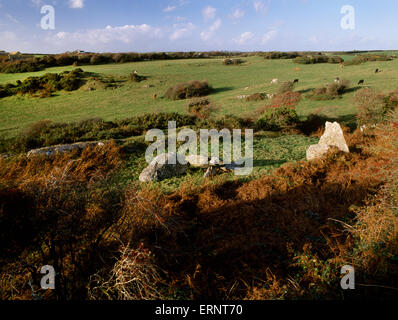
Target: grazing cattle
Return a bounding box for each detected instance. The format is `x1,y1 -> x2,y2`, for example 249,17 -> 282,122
358,80 -> 364,85
293,79 -> 299,84
270,78 -> 278,84
133,70 -> 138,74
334,77 -> 340,83
375,69 -> 379,73
153,94 -> 157,99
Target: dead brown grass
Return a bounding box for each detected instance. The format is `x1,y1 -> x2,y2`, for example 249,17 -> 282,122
1,119 -> 397,300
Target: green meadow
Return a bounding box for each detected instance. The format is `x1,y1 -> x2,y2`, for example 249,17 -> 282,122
1,55 -> 398,137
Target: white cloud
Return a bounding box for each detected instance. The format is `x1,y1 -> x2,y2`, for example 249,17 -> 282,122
6,14 -> 19,23
234,31 -> 254,45
170,22 -> 195,41
31,0 -> 43,7
202,6 -> 216,21
69,0 -> 84,9
50,24 -> 163,49
254,1 -> 269,14
262,30 -> 277,44
163,5 -> 177,13
200,18 -> 221,41
229,8 -> 245,20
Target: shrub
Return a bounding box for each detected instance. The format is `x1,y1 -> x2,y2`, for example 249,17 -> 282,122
270,91 -> 301,109
187,98 -> 216,119
0,69 -> 84,98
223,58 -> 244,65
278,81 -> 294,94
245,93 -> 266,102
90,54 -> 112,65
263,52 -> 301,59
354,88 -> 398,125
345,54 -> 393,66
196,114 -> 251,130
130,72 -> 147,82
307,80 -> 350,100
165,80 -> 212,100
257,107 -> 300,131
293,55 -> 343,65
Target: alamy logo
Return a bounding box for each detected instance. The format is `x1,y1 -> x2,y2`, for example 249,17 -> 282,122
340,265 -> 355,290
40,265 -> 55,290
341,5 -> 355,30
41,5 -> 55,30
145,121 -> 254,176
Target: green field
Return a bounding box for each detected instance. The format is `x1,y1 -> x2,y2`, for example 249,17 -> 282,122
1,56 -> 398,137
1,55 -> 397,190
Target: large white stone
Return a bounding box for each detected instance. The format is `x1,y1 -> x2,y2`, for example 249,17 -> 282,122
306,122 -> 349,161
306,144 -> 331,161
139,152 -> 188,182
185,155 -> 209,168
318,122 -> 349,153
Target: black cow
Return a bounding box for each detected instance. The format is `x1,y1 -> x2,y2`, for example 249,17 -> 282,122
375,68 -> 379,73
293,79 -> 299,84
358,79 -> 364,85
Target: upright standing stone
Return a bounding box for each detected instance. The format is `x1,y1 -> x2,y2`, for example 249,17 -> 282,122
318,122 -> 349,153
306,122 -> 349,161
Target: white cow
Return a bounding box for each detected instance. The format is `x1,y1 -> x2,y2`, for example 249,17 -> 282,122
270,78 -> 279,84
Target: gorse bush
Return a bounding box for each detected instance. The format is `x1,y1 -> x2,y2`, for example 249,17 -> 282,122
306,80 -> 350,101
344,54 -> 393,66
270,92 -> 301,109
197,114 -> 252,130
223,58 -> 244,65
0,68 -> 85,98
278,81 -> 295,94
186,98 -> 217,119
245,93 -> 266,102
354,88 -> 398,125
293,55 -> 343,65
263,51 -> 301,59
257,107 -> 300,131
165,80 -> 213,100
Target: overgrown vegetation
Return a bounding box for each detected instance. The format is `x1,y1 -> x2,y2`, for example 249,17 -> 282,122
344,54 -> 394,66
354,88 -> 398,125
0,113 -> 196,154
223,58 -> 244,65
0,68 -> 85,98
263,51 -> 302,59
245,93 -> 266,101
278,81 -> 295,94
306,80 -> 350,101
257,107 -> 300,131
186,98 -> 217,119
165,80 -> 213,100
1,115 -> 397,300
293,55 -> 344,64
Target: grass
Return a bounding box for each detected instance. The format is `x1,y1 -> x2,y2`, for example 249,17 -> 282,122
1,56 -> 398,137
113,132 -> 319,194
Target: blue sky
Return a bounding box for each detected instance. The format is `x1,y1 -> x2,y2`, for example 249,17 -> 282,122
0,0 -> 397,53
